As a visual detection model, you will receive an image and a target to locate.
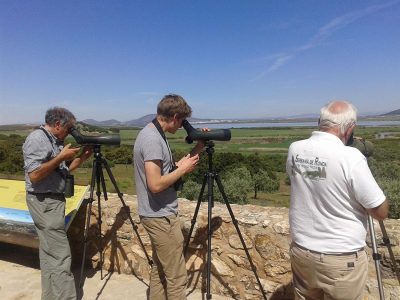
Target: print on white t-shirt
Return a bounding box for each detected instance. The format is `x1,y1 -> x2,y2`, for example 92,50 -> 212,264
290,154 -> 327,181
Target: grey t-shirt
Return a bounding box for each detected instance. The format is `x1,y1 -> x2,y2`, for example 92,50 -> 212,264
22,127 -> 69,193
133,123 -> 178,217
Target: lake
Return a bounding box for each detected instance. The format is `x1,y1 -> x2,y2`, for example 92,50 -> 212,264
191,120 -> 400,129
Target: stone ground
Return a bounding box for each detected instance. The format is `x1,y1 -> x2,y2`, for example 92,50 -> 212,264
0,242 -> 233,300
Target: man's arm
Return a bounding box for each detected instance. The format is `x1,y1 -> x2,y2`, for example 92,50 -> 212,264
68,146 -> 93,172
28,144 -> 80,183
145,154 -> 199,193
188,128 -> 209,157
189,141 -> 205,157
349,156 -> 389,221
367,199 -> 389,220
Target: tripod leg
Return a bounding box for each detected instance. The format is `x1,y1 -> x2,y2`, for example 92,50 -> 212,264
215,174 -> 268,300
206,172 -> 214,300
379,220 -> 400,284
101,158 -> 153,266
184,174 -> 208,256
95,162 -> 105,279
98,161 -> 108,201
368,216 -> 385,300
79,159 -> 97,289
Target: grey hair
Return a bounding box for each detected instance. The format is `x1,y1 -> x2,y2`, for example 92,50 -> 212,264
45,107 -> 76,127
319,100 -> 357,134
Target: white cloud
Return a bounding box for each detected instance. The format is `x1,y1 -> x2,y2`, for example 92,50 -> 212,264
258,0 -> 400,77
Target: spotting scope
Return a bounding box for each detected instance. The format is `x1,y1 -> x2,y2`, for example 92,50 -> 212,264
70,127 -> 121,146
347,135 -> 374,158
182,120 -> 231,144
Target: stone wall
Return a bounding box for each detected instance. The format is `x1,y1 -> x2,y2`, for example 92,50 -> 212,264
68,194 -> 400,299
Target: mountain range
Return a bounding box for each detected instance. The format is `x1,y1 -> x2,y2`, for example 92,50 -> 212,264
82,109 -> 400,127
82,114 -> 220,127
382,109 -> 400,116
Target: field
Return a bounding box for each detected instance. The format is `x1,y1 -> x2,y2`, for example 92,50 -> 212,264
1,124 -> 400,211
101,125 -> 400,153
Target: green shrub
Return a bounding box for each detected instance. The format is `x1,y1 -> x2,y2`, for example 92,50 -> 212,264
179,180 -> 202,201
219,166 -> 253,204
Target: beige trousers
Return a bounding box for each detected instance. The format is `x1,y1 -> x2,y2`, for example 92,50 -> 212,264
290,243 -> 368,300
141,215 -> 188,300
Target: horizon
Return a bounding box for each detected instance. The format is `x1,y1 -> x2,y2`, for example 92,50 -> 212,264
1,1 -> 400,125
2,108 -> 399,127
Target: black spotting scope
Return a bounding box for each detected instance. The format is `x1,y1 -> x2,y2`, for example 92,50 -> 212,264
182,120 -> 231,144
70,127 -> 121,146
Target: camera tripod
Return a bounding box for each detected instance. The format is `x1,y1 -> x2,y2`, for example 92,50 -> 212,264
184,141 -> 267,300
78,145 -> 152,292
363,155 -> 400,300
368,215 -> 400,300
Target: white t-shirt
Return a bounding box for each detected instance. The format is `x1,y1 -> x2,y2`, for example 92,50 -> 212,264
286,131 -> 385,252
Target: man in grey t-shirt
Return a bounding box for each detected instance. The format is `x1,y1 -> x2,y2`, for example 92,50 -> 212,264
134,94 -> 205,300
23,107 -> 92,300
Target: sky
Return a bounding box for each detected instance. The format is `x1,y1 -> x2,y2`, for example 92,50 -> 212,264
1,0 -> 400,124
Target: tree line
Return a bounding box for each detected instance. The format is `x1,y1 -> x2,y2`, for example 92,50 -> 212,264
173,150 -> 283,204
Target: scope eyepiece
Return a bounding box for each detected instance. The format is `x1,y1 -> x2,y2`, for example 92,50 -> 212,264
69,127 -> 121,146
182,120 -> 231,144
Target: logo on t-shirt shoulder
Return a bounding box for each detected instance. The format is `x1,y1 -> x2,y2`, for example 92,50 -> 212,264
291,154 -> 327,180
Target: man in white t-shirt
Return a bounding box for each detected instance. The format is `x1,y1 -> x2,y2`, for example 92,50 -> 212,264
286,100 -> 389,300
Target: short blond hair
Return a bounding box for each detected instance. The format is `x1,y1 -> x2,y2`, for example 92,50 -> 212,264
157,94 -> 192,121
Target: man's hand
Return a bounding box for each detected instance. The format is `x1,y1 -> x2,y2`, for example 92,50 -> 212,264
176,154 -> 199,174
29,144 -> 80,183
80,146 -> 93,161
59,144 -> 81,161
145,154 -> 200,194
68,146 -> 93,172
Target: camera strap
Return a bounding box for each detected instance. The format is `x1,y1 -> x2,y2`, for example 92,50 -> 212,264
151,118 -> 176,168
40,127 -> 61,159
40,126 -> 64,146
40,127 -> 68,178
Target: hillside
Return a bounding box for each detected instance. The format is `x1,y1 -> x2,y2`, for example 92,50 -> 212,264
382,109 -> 400,116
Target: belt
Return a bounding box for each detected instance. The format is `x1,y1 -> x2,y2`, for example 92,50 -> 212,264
293,242 -> 365,256
27,191 -> 64,197
140,213 -> 178,220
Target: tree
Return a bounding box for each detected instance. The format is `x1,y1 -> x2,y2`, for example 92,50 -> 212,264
219,166 -> 252,204
0,135 -> 24,174
245,153 -> 280,199
252,169 -> 280,199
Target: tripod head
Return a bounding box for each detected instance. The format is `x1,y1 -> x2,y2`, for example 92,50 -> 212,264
204,140 -> 215,154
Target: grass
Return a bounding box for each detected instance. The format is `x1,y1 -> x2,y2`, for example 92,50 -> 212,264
73,164 -> 136,196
